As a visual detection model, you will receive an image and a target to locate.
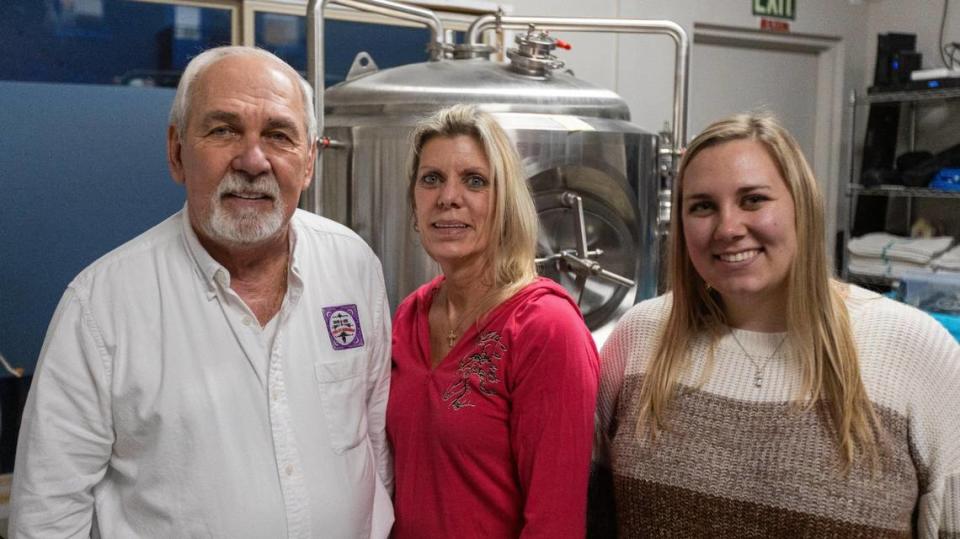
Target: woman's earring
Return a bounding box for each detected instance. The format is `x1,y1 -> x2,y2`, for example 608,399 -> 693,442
413,220 -> 420,232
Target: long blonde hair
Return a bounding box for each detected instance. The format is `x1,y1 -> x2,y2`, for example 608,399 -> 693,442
638,112 -> 878,467
407,104 -> 539,314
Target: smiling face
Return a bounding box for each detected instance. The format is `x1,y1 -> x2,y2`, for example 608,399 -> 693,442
413,134 -> 494,274
681,138 -> 798,310
167,53 -> 316,249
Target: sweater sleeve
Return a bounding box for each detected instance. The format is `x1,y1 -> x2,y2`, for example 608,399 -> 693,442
508,294 -> 600,539
905,312 -> 960,537
597,314 -> 630,445
586,303 -> 634,539
9,286 -> 115,538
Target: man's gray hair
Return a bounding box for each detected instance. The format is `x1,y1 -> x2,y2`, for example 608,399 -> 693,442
168,46 -> 317,143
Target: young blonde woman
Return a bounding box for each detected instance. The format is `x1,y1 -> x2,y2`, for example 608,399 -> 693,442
388,104 -> 599,538
595,113 -> 960,537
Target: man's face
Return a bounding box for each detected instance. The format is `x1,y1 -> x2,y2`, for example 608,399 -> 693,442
167,54 -> 315,249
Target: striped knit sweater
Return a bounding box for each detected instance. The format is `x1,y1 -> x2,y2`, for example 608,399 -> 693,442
596,286 -> 960,538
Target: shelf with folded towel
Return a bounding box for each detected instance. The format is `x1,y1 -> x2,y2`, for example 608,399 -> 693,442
842,83 -> 960,300
848,185 -> 960,199
846,232 -> 960,286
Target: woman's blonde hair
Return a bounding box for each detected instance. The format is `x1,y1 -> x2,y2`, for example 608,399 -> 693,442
407,104 -> 539,313
638,112 -> 878,468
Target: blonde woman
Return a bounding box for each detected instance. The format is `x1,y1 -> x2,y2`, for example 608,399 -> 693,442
595,113 -> 960,537
388,104 -> 599,538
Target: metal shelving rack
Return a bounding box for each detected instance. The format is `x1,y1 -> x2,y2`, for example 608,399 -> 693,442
841,86 -> 960,285
849,184 -> 960,199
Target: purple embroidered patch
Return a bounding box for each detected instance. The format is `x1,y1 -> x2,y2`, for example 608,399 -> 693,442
322,304 -> 365,350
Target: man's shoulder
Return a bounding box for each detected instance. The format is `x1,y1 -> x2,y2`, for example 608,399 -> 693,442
71,212 -> 184,292
292,210 -> 376,258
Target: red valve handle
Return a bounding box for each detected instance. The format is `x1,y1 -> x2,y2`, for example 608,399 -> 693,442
555,39 -> 572,50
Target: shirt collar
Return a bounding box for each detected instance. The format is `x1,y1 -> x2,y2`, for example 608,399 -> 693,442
180,204 -> 228,295
286,211 -> 304,303
179,204 -> 305,300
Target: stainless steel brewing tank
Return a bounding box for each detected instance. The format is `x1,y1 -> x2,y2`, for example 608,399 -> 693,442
321,57 -> 659,344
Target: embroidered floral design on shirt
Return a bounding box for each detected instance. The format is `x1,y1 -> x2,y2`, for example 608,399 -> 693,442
442,331 -> 507,410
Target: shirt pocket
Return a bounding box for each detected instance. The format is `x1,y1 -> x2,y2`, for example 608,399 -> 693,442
315,356 -> 368,453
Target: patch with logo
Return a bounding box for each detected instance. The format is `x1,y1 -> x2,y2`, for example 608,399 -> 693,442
322,304 -> 365,350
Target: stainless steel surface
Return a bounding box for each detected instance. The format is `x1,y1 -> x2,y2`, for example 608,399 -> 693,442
305,3 -> 686,342
307,0 -> 447,206
465,15 -> 690,151
322,58 -> 630,118
535,191 -> 637,305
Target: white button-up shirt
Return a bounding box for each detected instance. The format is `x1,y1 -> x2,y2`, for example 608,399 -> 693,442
10,208 -> 393,538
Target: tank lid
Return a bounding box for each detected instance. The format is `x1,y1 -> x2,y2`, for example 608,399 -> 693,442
324,58 -> 630,120
506,25 -> 566,77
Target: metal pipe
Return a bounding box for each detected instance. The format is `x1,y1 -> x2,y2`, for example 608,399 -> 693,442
561,192 -> 589,256
843,89 -> 858,281
305,0 -> 446,213
466,15 -> 689,150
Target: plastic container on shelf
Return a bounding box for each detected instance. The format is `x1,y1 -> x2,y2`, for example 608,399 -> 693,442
899,270 -> 960,314
929,168 -> 960,191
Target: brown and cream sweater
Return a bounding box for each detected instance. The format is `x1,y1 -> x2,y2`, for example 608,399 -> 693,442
596,286 -> 960,538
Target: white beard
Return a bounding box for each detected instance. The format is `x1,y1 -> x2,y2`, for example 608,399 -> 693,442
200,172 -> 286,246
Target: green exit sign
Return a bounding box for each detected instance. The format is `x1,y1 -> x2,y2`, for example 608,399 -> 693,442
753,0 -> 796,20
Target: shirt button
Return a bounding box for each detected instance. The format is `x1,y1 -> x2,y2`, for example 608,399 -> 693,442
243,316 -> 253,326
271,392 -> 278,402
285,464 -> 294,476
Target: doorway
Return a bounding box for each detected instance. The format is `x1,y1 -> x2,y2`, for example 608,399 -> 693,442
690,23 -> 845,257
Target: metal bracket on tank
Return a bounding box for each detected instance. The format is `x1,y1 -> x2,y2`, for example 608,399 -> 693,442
535,192 -> 636,305
656,121 -> 676,237
346,52 -> 380,81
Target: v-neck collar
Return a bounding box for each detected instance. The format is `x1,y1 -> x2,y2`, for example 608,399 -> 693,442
419,277 -> 483,371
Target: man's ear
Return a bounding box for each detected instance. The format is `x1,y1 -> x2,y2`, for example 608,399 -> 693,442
167,125 -> 186,185
301,137 -> 318,190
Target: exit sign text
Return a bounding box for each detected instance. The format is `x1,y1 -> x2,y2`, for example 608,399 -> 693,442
753,0 -> 796,20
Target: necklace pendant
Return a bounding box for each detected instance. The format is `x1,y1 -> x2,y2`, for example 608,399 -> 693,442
754,374 -> 763,388
447,329 -> 457,349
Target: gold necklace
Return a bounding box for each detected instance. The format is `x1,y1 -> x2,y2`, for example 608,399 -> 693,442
729,330 -> 788,388
439,285 -> 482,349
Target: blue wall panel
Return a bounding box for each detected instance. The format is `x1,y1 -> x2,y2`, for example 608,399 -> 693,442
0,81 -> 183,375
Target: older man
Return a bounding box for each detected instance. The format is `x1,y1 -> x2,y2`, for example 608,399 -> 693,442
9,47 -> 393,538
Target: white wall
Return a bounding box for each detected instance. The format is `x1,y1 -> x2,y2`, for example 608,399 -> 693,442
506,0 -> 871,134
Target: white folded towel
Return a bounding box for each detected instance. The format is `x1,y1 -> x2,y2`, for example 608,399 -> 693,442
847,233 -> 953,265
886,236 -> 954,263
848,254 -> 932,279
932,245 -> 960,271
847,233 -> 900,258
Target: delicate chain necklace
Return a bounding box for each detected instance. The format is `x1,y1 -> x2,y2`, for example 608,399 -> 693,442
439,285 -> 483,349
729,330 -> 788,388
445,310 -> 463,349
